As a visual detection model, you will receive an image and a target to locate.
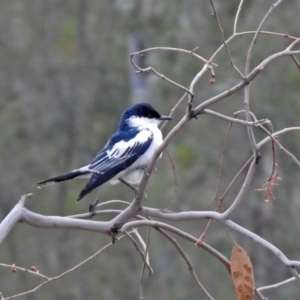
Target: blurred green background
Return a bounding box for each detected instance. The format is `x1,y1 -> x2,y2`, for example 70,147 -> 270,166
0,0 -> 300,299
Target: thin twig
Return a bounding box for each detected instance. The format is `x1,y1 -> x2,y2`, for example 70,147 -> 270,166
243,0 -> 284,161
242,0 -> 283,158
245,0 -> 284,74
160,92 -> 187,131
130,61 -> 193,96
165,149 -> 179,210
213,121 -> 233,206
234,109 -> 259,122
196,121 -> 234,245
209,0 -> 244,78
96,200 -> 131,208
222,158 -> 257,218
125,231 -> 153,276
291,55 -> 300,70
286,37 -> 300,51
2,236 -> 125,300
131,47 -> 217,66
257,276 -> 296,292
236,30 -> 298,40
210,29 -> 298,65
243,1 -> 283,159
138,226 -> 152,300
233,0 -> 244,34
0,263 -> 49,280
156,228 -> 215,300
257,124 -> 300,169
219,157 -> 253,204
203,109 -> 268,126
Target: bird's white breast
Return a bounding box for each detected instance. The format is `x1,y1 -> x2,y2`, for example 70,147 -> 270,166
132,125 -> 163,167
109,121 -> 163,185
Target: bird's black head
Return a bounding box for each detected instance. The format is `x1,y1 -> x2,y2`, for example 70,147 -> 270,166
126,103 -> 160,119
119,103 -> 172,129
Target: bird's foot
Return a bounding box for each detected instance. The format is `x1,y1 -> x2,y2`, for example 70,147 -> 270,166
119,178 -> 148,199
143,166 -> 151,177
133,187 -> 147,200
89,199 -> 100,215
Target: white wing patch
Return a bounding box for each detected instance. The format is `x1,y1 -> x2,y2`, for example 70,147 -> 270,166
107,130 -> 152,158
88,129 -> 153,173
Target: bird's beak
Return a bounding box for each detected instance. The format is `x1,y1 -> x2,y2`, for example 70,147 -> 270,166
159,115 -> 172,121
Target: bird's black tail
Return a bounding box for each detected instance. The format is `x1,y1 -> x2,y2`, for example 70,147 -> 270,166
37,169 -> 91,187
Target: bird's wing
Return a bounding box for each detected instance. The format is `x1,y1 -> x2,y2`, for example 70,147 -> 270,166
77,129 -> 153,201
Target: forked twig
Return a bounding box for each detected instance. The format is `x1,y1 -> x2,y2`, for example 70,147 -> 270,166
156,228 -> 215,300
197,121 -> 233,246
131,47 -> 217,66
125,230 -> 153,277
209,0 -> 244,78
0,263 -> 48,280
130,56 -> 193,96
138,225 -> 152,300
256,123 -> 300,168
291,55 -> 300,70
1,236 -> 126,300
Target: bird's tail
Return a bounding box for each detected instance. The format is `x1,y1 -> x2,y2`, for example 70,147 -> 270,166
37,169 -> 91,187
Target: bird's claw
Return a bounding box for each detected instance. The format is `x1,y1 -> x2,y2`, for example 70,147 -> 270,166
133,187 -> 147,200
89,199 -> 100,214
143,166 -> 151,177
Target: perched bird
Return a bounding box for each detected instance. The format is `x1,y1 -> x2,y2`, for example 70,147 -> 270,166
37,103 -> 172,201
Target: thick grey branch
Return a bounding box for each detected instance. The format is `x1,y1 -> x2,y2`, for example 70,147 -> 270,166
22,210 -> 110,233
0,196 -> 112,245
0,195 -> 29,245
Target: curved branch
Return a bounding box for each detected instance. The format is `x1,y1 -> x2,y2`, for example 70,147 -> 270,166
221,158 -> 257,218
121,218 -> 231,272
203,109 -> 268,126
157,228 -> 215,300
257,277 -> 296,292
21,210 -> 110,233
121,217 -> 300,281
0,197 -> 112,246
131,47 -> 217,66
195,49 -> 300,114
233,0 -> 244,34
0,194 -> 30,244
209,0 -> 244,78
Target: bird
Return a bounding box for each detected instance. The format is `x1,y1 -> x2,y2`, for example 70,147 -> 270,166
37,102 -> 172,201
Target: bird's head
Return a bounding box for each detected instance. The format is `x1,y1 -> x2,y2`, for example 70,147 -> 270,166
120,103 -> 172,129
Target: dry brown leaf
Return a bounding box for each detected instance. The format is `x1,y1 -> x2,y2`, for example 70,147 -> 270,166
230,242 -> 255,300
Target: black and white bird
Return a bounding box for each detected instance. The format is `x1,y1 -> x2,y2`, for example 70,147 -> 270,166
37,103 -> 172,201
